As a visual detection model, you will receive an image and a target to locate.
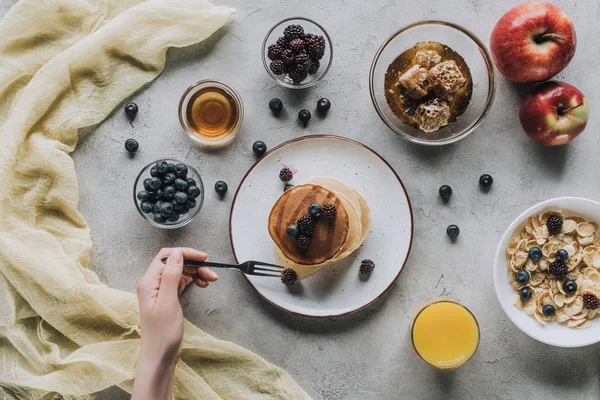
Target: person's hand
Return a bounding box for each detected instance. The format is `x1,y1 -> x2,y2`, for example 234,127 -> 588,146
132,247 -> 218,400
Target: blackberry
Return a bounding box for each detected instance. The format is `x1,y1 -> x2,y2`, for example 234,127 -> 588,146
281,268 -> 298,285
547,215 -> 563,234
289,69 -> 308,84
583,292 -> 600,310
289,38 -> 305,54
267,44 -> 284,60
279,167 -> 293,182
270,60 -> 285,75
308,60 -> 320,75
297,235 -> 311,249
283,24 -> 304,41
295,53 -> 312,72
359,259 -> 375,275
549,260 -> 567,278
281,48 -> 295,64
297,215 -> 314,236
276,36 -> 288,48
306,35 -> 326,60
322,204 -> 337,219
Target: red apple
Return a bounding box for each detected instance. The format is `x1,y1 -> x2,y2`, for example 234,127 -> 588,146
491,2 -> 577,82
520,81 -> 589,146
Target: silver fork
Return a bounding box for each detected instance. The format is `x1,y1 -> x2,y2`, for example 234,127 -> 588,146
161,257 -> 284,277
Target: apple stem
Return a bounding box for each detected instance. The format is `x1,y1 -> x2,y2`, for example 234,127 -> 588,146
535,32 -> 566,43
558,102 -> 584,115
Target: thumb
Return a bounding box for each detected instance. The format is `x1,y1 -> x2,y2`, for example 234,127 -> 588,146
158,248 -> 184,300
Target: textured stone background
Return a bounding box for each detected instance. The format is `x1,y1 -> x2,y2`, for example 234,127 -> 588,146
2,0 -> 600,399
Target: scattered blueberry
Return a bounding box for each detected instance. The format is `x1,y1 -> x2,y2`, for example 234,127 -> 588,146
137,190 -> 150,201
124,102 -> 138,120
439,185 -> 452,200
519,287 -> 532,301
253,141 -> 267,157
563,280 -> 577,294
148,177 -> 162,191
317,98 -> 331,113
446,224 -> 460,239
516,270 -> 530,284
187,186 -> 201,199
215,181 -> 228,195
284,184 -> 294,192
308,203 -> 322,218
174,191 -> 188,204
174,178 -> 188,191
298,109 -> 311,125
556,249 -> 569,262
140,201 -> 153,213
125,138 -> 139,153
528,247 -> 542,262
287,225 -> 300,239
269,98 -> 283,113
175,164 -> 188,179
479,174 -> 493,188
542,304 -> 555,317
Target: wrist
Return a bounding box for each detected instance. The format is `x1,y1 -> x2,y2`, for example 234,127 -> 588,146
132,343 -> 177,400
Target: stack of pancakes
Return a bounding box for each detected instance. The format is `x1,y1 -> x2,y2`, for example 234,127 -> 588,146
268,178 -> 370,280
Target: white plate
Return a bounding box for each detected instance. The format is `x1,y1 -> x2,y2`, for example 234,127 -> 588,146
230,135 -> 413,317
493,197 -> 600,347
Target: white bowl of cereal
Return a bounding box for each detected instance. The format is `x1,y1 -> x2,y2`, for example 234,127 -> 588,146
493,197 -> 600,347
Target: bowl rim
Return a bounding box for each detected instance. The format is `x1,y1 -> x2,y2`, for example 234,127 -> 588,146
261,16 -> 333,89
493,196 -> 600,347
133,158 -> 204,229
369,20 -> 496,146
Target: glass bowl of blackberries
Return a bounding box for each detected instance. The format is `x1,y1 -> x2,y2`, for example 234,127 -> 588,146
263,17 -> 333,89
134,159 -> 204,229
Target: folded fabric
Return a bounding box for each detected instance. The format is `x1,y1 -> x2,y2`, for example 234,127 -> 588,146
0,0 -> 311,398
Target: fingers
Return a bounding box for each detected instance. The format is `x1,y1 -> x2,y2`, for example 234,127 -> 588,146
183,266 -> 219,282
194,276 -> 209,288
144,247 -> 208,281
158,249 -> 184,300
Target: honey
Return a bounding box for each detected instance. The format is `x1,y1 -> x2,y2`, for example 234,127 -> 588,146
186,87 -> 239,141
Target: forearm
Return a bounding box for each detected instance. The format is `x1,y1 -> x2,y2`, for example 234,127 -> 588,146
131,343 -> 177,400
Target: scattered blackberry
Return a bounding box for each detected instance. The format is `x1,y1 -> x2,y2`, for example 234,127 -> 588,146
270,60 -> 285,75
308,60 -> 320,75
306,35 -> 326,60
281,48 -> 295,64
297,215 -> 314,236
283,24 -> 304,41
267,44 -> 284,60
295,53 -> 312,71
583,292 -> 600,310
549,260 -> 567,278
297,235 -> 311,249
547,215 -> 563,234
359,259 -> 375,275
289,38 -> 305,53
279,167 -> 293,182
281,268 -> 298,285
322,204 -> 337,219
289,69 -> 308,83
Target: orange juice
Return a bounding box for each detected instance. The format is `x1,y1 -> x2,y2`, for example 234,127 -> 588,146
411,300 -> 479,369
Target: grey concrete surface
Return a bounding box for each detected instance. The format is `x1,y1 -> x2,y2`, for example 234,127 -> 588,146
3,0 -> 600,399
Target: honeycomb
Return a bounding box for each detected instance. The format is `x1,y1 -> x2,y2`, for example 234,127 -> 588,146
415,98 -> 451,133
398,65 -> 431,99
429,60 -> 466,100
414,50 -> 442,69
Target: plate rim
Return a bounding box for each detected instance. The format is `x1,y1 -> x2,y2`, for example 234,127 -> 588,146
229,134 -> 414,318
493,196 -> 600,347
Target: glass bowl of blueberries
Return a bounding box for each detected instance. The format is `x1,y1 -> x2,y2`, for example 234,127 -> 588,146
134,159 -> 204,229
262,17 -> 333,89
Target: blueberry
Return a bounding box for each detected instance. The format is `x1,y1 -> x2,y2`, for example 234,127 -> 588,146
269,98 -> 283,113
439,185 -> 452,200
167,212 -> 180,222
174,191 -> 188,204
171,200 -> 183,211
186,178 -> 197,187
253,141 -> 267,157
153,202 -> 161,214
515,270 -> 530,284
140,201 -> 153,213
137,190 -> 150,201
175,164 -> 188,178
528,247 -> 542,262
148,177 -> 161,191
287,225 -> 300,239
446,224 -> 460,239
556,249 -> 569,262
124,102 -> 138,120
284,184 -> 294,192
180,205 -> 190,215
163,186 -> 175,200
155,161 -> 168,174
143,178 -> 153,191
150,166 -> 159,177
518,287 -> 532,302
153,213 -> 167,224
187,185 -> 201,199
308,203 -> 322,218
159,201 -> 173,217
187,199 -> 196,209
147,192 -> 157,203
479,174 -> 493,188
298,109 -> 311,125
542,304 -> 555,317
215,181 -> 228,195
563,280 -> 577,294
163,173 -> 176,185
174,178 -> 188,191
167,163 -> 176,173
125,138 -> 139,153
317,98 -> 331,113
156,189 -> 165,200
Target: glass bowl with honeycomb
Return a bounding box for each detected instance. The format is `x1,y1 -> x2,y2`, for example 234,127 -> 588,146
369,21 -> 495,145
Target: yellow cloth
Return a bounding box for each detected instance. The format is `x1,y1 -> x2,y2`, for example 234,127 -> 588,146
0,0 -> 311,399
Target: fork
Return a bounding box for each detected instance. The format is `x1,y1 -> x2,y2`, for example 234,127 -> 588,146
161,257 -> 284,277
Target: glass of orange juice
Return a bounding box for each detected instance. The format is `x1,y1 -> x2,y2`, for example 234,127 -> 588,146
411,298 -> 480,369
